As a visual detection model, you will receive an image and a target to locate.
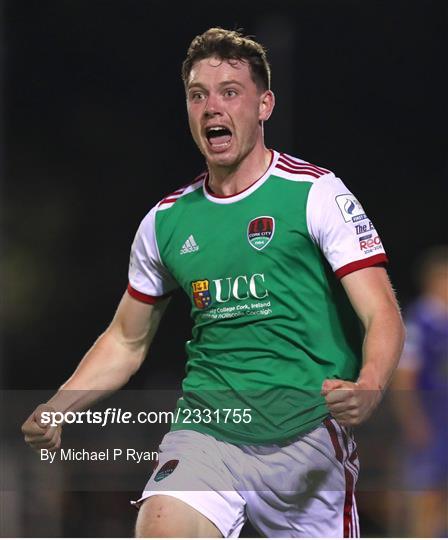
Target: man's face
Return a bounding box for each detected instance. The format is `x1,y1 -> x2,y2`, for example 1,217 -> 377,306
186,57 -> 273,169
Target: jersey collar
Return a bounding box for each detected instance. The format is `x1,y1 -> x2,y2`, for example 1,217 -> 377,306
203,150 -> 279,205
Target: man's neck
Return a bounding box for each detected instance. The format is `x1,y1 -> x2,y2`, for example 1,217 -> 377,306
207,146 -> 272,197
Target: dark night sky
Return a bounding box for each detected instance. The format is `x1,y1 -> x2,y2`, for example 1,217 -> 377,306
3,0 -> 447,388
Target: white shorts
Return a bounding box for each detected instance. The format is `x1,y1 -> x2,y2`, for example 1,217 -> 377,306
133,417 -> 359,538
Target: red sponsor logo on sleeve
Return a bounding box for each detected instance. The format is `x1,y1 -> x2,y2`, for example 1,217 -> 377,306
359,235 -> 381,250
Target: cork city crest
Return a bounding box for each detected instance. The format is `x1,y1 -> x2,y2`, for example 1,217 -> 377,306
191,279 -> 212,309
247,216 -> 275,251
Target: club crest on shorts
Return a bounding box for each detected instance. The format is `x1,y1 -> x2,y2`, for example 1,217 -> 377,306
191,279 -> 212,309
154,459 -> 179,482
247,216 -> 275,251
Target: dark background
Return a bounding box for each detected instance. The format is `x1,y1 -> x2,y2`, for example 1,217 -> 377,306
2,0 -> 447,537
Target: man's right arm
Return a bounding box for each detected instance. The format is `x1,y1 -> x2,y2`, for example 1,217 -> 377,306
21,291 -> 170,450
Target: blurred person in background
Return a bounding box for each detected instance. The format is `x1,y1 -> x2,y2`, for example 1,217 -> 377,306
22,28 -> 405,538
392,245 -> 448,537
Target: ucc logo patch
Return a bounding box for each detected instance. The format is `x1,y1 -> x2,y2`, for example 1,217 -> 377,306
247,216 -> 275,251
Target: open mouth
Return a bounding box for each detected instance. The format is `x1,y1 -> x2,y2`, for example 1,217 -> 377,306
205,126 -> 232,149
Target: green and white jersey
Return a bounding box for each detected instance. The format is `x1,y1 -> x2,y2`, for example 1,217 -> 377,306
128,150 -> 387,444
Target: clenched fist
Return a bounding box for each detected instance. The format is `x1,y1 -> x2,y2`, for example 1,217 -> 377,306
321,378 -> 383,426
21,404 -> 62,451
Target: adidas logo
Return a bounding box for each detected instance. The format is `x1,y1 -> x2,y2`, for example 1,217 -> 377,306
180,235 -> 199,255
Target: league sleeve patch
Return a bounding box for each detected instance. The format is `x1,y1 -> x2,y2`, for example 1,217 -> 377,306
335,194 -> 367,223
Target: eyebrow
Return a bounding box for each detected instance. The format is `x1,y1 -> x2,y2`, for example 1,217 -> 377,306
187,80 -> 245,91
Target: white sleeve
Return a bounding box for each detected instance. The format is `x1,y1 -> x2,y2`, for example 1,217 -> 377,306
306,173 -> 388,279
128,206 -> 178,303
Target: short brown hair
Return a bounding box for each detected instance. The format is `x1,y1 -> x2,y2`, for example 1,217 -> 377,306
415,245 -> 448,288
182,27 -> 271,91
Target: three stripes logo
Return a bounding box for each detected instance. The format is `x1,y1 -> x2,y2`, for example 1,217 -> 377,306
180,235 -> 199,255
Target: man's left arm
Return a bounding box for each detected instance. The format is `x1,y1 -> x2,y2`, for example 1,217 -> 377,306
321,266 -> 406,426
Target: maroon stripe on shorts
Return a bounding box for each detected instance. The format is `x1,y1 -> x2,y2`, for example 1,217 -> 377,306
324,418 -> 355,538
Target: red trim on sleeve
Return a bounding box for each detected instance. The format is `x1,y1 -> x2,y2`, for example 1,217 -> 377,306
126,283 -> 170,304
335,253 -> 388,279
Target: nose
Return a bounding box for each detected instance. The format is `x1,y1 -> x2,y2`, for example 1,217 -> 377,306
204,94 -> 222,118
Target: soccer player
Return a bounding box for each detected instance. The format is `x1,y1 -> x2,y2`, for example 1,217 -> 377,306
392,246 -> 447,537
22,28 -> 405,537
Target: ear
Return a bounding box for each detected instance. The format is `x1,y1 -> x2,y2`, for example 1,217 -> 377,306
259,90 -> 275,122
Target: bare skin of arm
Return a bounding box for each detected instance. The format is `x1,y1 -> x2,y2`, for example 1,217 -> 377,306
21,292 -> 170,450
321,266 -> 406,426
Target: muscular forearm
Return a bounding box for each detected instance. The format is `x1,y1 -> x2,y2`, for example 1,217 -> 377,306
22,292 -> 166,450
46,329 -> 146,415
357,304 -> 406,392
323,267 -> 406,426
